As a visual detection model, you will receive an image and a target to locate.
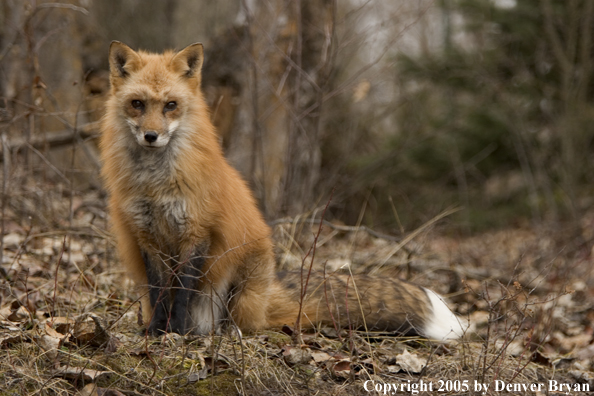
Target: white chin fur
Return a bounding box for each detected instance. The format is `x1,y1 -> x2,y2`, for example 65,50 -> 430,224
422,288 -> 470,341
135,135 -> 169,148
168,120 -> 179,134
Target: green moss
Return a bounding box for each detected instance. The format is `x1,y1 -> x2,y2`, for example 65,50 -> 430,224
258,330 -> 291,346
176,372 -> 240,396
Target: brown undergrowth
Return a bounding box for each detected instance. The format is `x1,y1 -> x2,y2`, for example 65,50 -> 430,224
1,184 -> 593,395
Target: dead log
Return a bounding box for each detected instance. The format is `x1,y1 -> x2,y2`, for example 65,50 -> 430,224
0,122 -> 99,162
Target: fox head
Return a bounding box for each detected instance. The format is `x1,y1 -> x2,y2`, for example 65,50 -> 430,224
107,41 -> 204,149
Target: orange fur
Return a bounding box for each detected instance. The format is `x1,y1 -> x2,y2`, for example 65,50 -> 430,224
100,42 -> 464,339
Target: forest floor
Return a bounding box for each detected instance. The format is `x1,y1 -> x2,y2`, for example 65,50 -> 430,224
1,186 -> 594,395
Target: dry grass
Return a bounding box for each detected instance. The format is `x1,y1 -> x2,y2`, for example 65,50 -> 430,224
1,179 -> 593,396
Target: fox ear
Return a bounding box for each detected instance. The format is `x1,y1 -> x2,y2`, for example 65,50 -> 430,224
108,41 -> 142,82
171,43 -> 204,80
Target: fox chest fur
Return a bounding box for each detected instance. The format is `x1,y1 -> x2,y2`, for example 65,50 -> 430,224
121,148 -> 194,254
127,189 -> 187,249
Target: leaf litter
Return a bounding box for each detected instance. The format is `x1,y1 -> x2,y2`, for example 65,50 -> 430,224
0,192 -> 593,394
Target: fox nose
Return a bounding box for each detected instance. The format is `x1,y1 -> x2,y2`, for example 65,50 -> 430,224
144,131 -> 158,143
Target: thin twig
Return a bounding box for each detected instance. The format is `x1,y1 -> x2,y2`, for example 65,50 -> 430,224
0,129 -> 9,276
370,206 -> 461,274
294,189 -> 334,344
271,216 -> 404,242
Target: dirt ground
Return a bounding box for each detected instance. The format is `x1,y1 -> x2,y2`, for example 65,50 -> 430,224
1,186 -> 593,395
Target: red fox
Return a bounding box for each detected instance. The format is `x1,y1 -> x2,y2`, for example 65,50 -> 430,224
100,41 -> 466,340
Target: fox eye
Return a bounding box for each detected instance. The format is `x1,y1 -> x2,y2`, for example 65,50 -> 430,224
164,101 -> 177,112
131,100 -> 144,110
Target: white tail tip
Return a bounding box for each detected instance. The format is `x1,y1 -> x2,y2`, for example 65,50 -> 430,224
422,288 -> 470,341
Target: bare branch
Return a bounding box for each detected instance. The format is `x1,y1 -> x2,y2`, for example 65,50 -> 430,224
541,0 -> 572,75
34,3 -> 89,16
0,122 -> 99,162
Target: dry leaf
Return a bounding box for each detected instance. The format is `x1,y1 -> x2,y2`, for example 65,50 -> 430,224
129,347 -> 152,357
46,317 -> 75,335
531,351 -> 553,367
189,355 -> 231,381
55,366 -> 111,382
188,370 -> 208,383
73,314 -> 110,347
43,322 -> 63,338
330,359 -> 352,379
0,332 -> 26,347
37,334 -> 62,361
77,383 -> 99,396
282,346 -> 312,365
7,306 -> 30,323
395,349 -> 426,374
311,350 -> 332,363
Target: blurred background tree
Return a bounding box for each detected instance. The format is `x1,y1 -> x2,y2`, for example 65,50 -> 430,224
371,0 -> 594,231
2,0 -> 594,236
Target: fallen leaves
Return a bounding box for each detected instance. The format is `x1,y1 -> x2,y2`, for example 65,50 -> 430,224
72,313 -> 112,347
281,345 -> 313,365
188,355 -> 232,383
56,366 -> 111,382
275,334 -> 435,381
36,322 -> 66,361
390,349 -> 427,374
2,210 -> 594,395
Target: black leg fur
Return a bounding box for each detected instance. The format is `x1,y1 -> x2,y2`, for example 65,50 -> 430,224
143,251 -> 170,335
169,250 -> 205,334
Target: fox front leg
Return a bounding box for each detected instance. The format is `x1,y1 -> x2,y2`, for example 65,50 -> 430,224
143,251 -> 171,335
169,248 -> 206,334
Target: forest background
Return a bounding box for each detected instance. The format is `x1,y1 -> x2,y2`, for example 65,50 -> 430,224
4,0 -> 594,234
